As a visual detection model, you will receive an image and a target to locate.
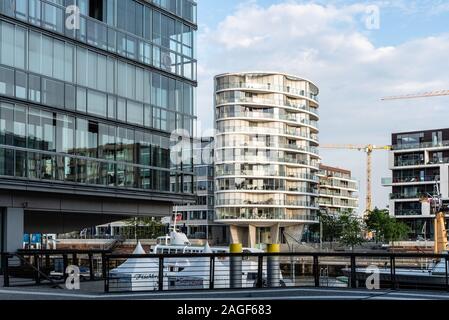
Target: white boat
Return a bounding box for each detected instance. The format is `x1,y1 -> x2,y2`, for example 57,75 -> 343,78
109,242 -> 166,291
152,229 -> 263,254
110,225 -> 291,290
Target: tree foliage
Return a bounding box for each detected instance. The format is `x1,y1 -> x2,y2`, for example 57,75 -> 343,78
319,210 -> 342,242
123,217 -> 165,240
365,208 -> 411,243
319,210 -> 364,249
338,212 -> 365,249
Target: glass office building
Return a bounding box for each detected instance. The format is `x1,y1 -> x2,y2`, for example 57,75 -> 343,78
174,137 -> 230,246
0,0 -> 197,252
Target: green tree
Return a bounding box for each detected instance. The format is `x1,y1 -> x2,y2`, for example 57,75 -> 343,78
383,218 -> 411,244
318,210 -> 342,242
365,208 -> 390,243
124,217 -> 165,240
338,212 -> 365,251
365,208 -> 411,244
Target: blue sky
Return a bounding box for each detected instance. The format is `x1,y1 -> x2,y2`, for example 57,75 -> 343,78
195,0 -> 449,211
199,0 -> 449,46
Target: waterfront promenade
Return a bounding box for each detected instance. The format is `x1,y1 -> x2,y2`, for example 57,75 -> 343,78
1,281 -> 449,300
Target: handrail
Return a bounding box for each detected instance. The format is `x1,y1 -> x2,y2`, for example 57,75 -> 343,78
11,253 -> 64,289
104,251 -> 449,259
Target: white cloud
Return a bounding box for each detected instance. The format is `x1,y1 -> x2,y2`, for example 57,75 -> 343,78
196,1 -> 449,210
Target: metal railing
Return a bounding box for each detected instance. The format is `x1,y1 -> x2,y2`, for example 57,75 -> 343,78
392,141 -> 449,151
1,249 -> 110,288
4,250 -> 449,293
102,251 -> 449,293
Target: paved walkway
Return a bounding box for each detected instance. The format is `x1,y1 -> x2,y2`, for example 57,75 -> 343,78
1,286 -> 449,300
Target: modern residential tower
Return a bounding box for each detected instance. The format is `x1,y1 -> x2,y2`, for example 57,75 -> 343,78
384,128 -> 449,240
317,164 -> 359,215
0,0 -> 197,253
214,72 -> 320,248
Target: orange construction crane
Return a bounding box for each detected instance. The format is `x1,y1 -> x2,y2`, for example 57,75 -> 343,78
320,144 -> 391,214
381,89 -> 449,101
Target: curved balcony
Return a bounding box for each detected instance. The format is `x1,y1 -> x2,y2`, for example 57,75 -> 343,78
216,185 -> 319,194
216,155 -> 320,168
216,143 -> 319,156
216,125 -> 319,140
216,111 -> 319,128
215,211 -> 319,223
215,170 -> 319,182
216,97 -> 319,117
215,82 -> 319,103
215,198 -> 319,207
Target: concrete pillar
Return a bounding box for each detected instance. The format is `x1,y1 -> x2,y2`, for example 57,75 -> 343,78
229,243 -> 243,288
229,225 -> 242,244
270,224 -> 280,244
1,208 -> 24,253
267,244 -> 280,287
248,225 -> 256,248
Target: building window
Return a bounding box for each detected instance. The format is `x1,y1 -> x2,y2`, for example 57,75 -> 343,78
0,66 -> 14,97
42,78 -> 64,108
89,0 -> 104,22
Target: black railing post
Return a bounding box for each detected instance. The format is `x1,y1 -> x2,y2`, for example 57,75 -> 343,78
257,255 -> 263,288
63,254 -> 68,281
72,253 -> 78,266
2,254 -> 9,287
88,253 -> 94,281
101,253 -> 106,280
45,254 -> 50,271
104,255 -> 109,293
390,256 -> 397,290
158,256 -> 164,291
313,255 -> 320,287
33,254 -> 41,285
209,256 -> 215,290
445,257 -> 448,292
350,255 -> 357,289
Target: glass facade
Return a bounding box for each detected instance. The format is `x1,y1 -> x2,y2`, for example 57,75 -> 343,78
0,0 -> 197,80
388,128 -> 449,240
214,73 -> 320,224
173,137 -> 230,245
0,20 -> 195,135
0,0 -> 196,197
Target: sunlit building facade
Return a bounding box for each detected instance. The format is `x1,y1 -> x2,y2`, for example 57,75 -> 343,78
214,72 -> 320,248
317,164 -> 359,215
383,128 -> 449,239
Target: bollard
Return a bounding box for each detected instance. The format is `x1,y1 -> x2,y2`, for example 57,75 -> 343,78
229,243 -> 242,288
267,244 -> 280,287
